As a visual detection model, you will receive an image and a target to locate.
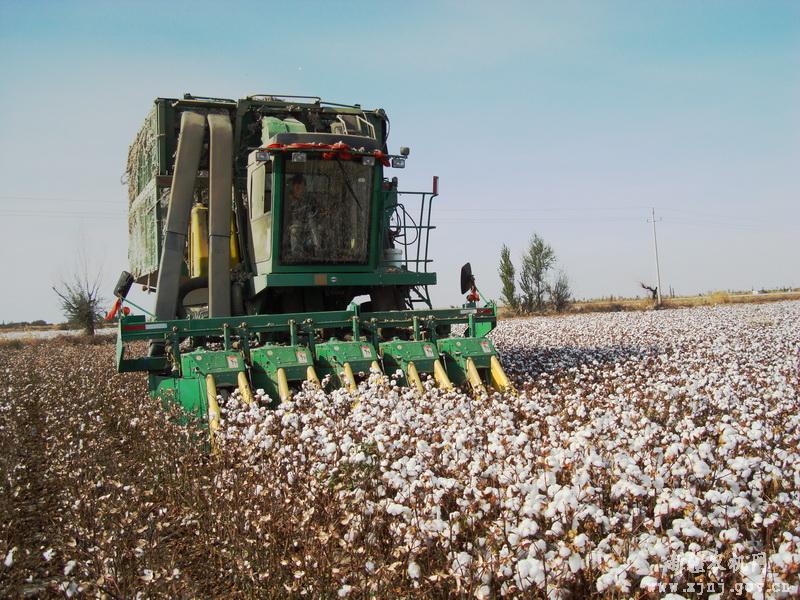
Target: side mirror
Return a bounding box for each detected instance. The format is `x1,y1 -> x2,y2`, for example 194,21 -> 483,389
114,271 -> 134,299
460,263 -> 475,295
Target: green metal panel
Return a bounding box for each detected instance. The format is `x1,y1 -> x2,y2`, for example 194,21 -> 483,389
249,344 -> 315,402
251,345 -> 313,382
180,350 -> 245,386
261,116 -> 307,142
380,340 -> 439,384
436,337 -> 497,384
269,156 -> 285,273
256,270 -> 436,289
314,340 -> 377,385
368,163 -> 383,271
150,373 -> 207,419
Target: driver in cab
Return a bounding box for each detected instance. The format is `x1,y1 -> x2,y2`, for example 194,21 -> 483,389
286,174 -> 321,257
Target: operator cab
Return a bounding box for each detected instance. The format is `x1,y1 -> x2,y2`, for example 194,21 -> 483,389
246,131 -> 383,276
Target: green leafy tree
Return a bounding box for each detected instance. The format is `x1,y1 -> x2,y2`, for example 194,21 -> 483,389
498,244 -> 518,312
520,234 -> 555,312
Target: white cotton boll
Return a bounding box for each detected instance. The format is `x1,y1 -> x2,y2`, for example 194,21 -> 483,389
568,552 -> 583,573
640,575 -> 659,591
691,458 -> 711,478
740,558 -> 765,581
573,533 -> 588,549
720,528 -> 739,542
763,513 -> 779,527
407,561 -> 420,579
4,547 -> 16,567
64,560 -> 77,576
452,551 -> 472,575
770,550 -> 797,571
387,502 -> 410,516
515,557 -> 545,590
596,565 -> 631,594
474,584 -> 491,599
337,585 -> 352,597
43,548 -> 55,561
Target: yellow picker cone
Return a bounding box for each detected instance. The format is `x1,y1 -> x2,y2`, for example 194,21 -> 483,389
433,359 -> 454,391
277,368 -> 291,403
465,358 -> 486,395
342,363 -> 357,392
205,374 -> 221,454
406,361 -> 424,394
306,365 -> 321,387
237,371 -> 255,405
489,356 -> 513,393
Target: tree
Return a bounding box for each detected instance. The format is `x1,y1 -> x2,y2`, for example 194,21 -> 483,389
498,244 -> 518,312
53,262 -> 104,336
520,234 -> 555,312
548,270 -> 572,312
640,282 -> 658,301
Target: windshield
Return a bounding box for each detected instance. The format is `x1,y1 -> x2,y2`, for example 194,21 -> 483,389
281,158 -> 373,264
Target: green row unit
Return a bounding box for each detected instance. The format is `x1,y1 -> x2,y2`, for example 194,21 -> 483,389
148,335 -> 498,418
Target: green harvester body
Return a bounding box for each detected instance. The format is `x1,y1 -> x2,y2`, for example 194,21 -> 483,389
116,93 -> 507,418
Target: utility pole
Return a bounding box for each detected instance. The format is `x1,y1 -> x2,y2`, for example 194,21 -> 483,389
649,208 -> 663,306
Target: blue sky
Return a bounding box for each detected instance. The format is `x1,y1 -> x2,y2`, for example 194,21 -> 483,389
1,1 -> 798,322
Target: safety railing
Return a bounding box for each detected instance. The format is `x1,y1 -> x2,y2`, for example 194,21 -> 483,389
384,177 -> 439,306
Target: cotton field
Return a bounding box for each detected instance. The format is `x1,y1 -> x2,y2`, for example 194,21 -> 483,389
1,302 -> 799,598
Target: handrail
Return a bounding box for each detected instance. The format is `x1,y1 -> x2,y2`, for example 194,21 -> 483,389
247,94 -> 321,102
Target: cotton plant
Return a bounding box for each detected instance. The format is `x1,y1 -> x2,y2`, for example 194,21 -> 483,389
211,301 -> 800,597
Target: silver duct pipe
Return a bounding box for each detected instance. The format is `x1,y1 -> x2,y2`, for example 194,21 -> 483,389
154,111 -> 206,321
207,112 -> 233,317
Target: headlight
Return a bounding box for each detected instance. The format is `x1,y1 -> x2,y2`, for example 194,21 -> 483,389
291,152 -> 307,162
391,157 -> 406,169
362,156 -> 376,166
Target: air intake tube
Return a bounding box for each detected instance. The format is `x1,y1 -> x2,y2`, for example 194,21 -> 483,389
207,112 -> 233,318
153,111 -> 206,321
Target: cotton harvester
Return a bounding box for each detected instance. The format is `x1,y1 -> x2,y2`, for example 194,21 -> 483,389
111,93 -> 511,434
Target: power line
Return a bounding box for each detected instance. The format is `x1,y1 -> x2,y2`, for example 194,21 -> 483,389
438,216 -> 643,223
0,211 -> 125,220
437,206 -> 649,213
0,195 -> 122,204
